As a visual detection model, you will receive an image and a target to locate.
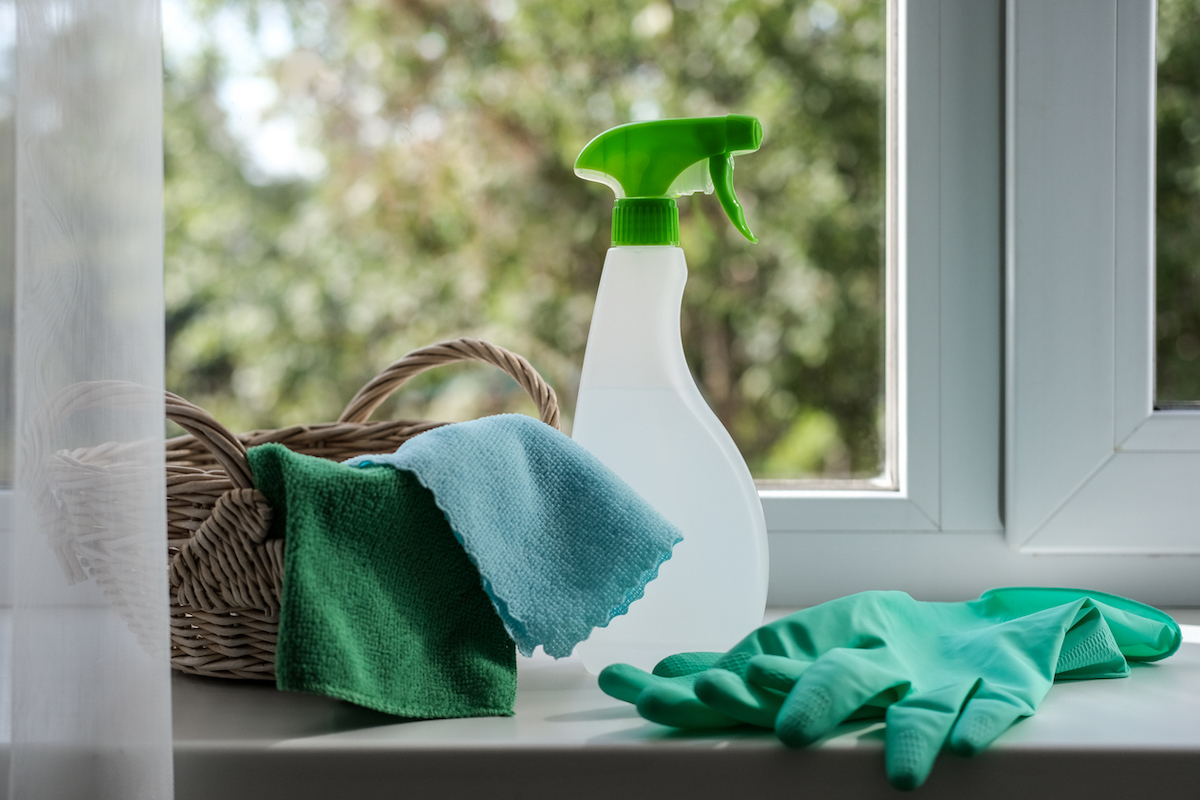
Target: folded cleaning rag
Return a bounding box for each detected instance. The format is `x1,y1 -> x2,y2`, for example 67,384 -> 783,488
344,413 -> 683,659
249,443 -> 517,719
247,413 -> 681,717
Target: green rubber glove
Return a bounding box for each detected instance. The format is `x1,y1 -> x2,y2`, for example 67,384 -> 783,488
598,651 -> 733,728
598,588 -> 1180,790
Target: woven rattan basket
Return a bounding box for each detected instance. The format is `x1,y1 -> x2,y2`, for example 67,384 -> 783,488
161,337 -> 560,680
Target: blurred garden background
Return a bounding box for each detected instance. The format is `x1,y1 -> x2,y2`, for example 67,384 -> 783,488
163,0 -> 890,481
10,0 -> 1200,486
1156,0 -> 1200,406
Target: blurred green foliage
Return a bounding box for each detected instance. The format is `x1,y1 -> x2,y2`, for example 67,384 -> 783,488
164,0 -> 887,479
1157,0 -> 1200,404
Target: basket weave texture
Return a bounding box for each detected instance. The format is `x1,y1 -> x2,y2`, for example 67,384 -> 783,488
163,338 -> 560,680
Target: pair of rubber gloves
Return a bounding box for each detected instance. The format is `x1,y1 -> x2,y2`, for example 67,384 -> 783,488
598,588 -> 1181,791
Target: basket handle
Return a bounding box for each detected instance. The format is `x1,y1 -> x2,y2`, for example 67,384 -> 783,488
337,338 -> 561,429
166,391 -> 256,490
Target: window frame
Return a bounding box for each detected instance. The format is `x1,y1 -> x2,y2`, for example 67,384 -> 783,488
1005,0 -> 1200,555
766,0 -> 1200,607
763,0 -> 1004,535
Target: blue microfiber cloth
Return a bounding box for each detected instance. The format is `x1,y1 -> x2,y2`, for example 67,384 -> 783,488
344,413 -> 683,658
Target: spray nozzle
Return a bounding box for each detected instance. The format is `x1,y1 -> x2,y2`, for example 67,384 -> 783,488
574,114 -> 763,245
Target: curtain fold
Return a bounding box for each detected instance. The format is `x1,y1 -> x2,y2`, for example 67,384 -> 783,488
5,0 -> 174,798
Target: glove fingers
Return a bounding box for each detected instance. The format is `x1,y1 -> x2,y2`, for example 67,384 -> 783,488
598,653 -> 726,705
884,682 -> 976,791
776,647 -> 906,748
745,653 -> 810,692
598,663 -> 658,704
636,679 -> 741,729
949,684 -> 1033,757
600,662 -> 741,729
694,668 -> 783,728
652,651 -> 725,678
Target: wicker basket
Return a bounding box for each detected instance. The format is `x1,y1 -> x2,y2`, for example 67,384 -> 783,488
160,338 -> 560,680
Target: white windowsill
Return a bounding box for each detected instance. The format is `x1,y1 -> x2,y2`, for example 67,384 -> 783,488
173,614 -> 1200,800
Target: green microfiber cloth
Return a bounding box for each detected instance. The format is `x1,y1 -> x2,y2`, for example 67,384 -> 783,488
248,442 -> 516,719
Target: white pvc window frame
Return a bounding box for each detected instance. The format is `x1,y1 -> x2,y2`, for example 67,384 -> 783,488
1006,0 -> 1200,556
763,0 -> 1004,537
768,0 -> 1200,607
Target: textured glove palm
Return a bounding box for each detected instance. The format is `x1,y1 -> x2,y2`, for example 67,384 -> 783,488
597,588 -> 1180,790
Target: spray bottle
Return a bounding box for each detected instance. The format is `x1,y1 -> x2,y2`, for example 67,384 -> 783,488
571,115 -> 769,673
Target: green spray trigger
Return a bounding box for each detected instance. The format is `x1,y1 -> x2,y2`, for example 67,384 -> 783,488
574,115 -> 763,246
709,153 -> 756,243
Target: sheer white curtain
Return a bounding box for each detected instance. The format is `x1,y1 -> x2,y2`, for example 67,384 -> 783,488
3,0 -> 174,798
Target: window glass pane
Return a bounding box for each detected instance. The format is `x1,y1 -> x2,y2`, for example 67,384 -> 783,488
1156,0 -> 1200,406
163,0 -> 887,481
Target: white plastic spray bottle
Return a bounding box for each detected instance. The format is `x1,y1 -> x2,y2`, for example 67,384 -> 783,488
571,115 -> 769,673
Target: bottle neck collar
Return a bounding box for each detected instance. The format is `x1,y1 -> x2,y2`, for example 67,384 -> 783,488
611,198 -> 680,246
